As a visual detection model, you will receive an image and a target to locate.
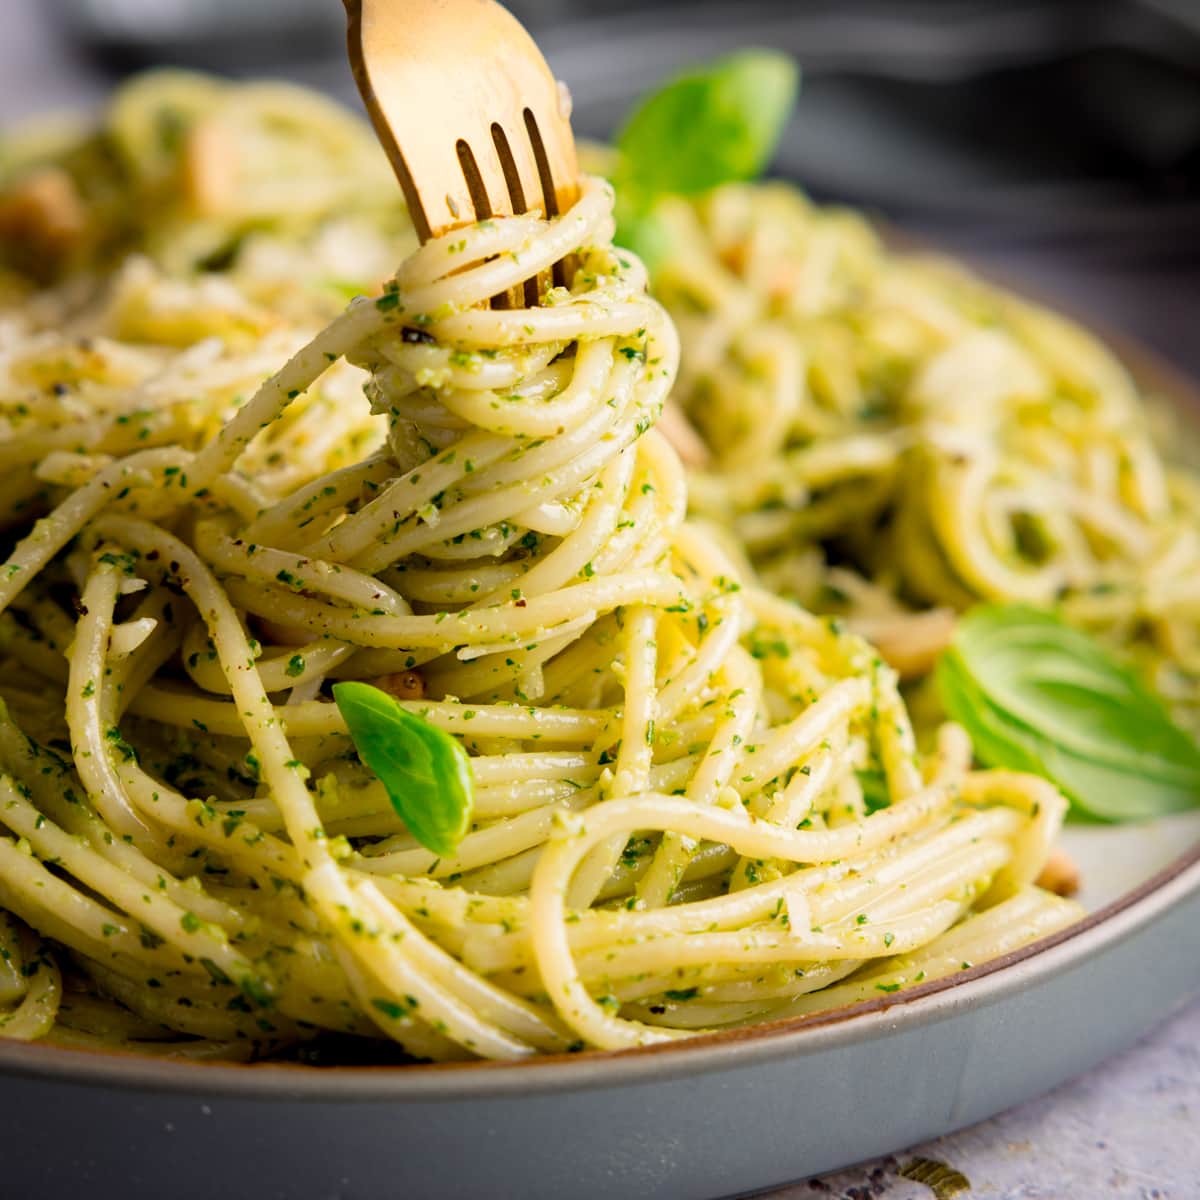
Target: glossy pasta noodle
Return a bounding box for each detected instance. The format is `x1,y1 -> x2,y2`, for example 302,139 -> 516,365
0,123 -> 1080,1057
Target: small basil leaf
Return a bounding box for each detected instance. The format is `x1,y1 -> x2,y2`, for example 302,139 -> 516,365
615,50 -> 799,197
332,681 -> 473,857
937,605 -> 1200,822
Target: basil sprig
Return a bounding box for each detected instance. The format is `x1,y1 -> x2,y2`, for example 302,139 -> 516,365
333,681 -> 474,856
937,605 -> 1200,822
611,50 -> 800,266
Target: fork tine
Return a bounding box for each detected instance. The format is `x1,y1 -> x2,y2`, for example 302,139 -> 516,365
522,101 -> 577,220
456,137 -> 498,222
520,104 -> 572,288
487,122 -> 540,305
489,120 -> 539,219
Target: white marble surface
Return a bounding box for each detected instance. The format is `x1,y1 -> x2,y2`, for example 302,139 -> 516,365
763,998 -> 1199,1199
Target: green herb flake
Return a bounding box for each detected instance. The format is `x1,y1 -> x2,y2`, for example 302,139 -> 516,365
664,987 -> 700,1002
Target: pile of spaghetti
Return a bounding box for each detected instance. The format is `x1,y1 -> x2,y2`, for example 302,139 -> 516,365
0,76 -> 1079,1060
652,184 -> 1200,732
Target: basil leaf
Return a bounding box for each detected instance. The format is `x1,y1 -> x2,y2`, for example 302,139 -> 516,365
939,653 -> 1190,823
332,681 -> 474,857
937,605 -> 1200,822
616,50 -> 799,196
611,50 -> 799,264
957,608 -> 1196,776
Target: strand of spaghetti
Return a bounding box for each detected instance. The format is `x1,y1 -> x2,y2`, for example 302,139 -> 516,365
303,862 -> 535,1058
180,621 -> 354,695
928,454 -> 1063,603
635,650 -> 759,909
186,299 -> 388,493
396,182 -> 611,307
959,770 -> 1067,902
428,301 -> 654,348
125,685 -> 606,740
0,918 -> 22,1005
115,759 -> 304,883
303,432 -> 513,563
241,453 -> 396,549
394,213 -> 541,288
65,557 -> 178,860
48,987 -> 182,1042
78,960 -> 300,1042
721,677 -> 872,796
728,728 -> 852,891
354,795 -> 590,879
221,569 -> 686,648
193,518 -> 411,615
349,880 -> 569,1051
771,889 -> 1082,1021
565,895 -> 982,985
567,605 -> 660,909
654,597 -> 741,721
431,335 -> 620,441
0,448 -> 187,616
479,454 -> 637,605
85,520 -> 358,853
643,965 -> 859,1010
333,950 -> 472,1062
0,925 -> 60,1041
43,1027 -> 260,1062
107,590 -> 186,719
530,786 -> 955,1048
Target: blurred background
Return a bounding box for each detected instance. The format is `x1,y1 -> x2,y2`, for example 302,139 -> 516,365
2,0 -> 1199,373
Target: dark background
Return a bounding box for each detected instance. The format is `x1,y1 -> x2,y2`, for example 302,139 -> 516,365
3,0 -> 1199,376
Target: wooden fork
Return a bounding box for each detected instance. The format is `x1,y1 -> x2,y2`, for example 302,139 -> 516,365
344,0 -> 580,299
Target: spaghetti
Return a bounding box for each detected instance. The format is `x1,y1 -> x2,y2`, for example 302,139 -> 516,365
650,184 -> 1200,731
0,86 -> 1080,1060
